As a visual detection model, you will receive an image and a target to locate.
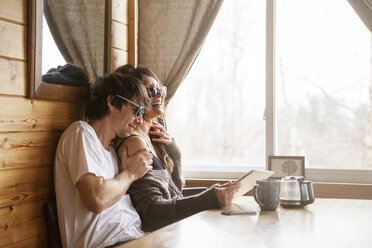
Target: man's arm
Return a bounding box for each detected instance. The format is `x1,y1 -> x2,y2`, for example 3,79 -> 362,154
76,147 -> 153,214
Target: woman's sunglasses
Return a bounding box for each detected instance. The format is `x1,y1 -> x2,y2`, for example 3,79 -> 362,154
115,95 -> 145,118
147,86 -> 167,98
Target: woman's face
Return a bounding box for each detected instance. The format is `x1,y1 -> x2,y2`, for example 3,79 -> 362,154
143,75 -> 165,120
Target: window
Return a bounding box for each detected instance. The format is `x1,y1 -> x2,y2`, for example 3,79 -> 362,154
28,0 -> 100,101
276,0 -> 370,170
42,16 -> 66,74
166,0 -> 372,183
167,1 -> 266,176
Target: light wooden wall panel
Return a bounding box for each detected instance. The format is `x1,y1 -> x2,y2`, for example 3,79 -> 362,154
108,0 -> 133,72
0,0 -> 133,246
4,235 -> 49,248
0,20 -> 26,61
0,58 -> 26,96
128,0 -> 137,66
112,21 -> 129,51
0,96 -> 82,132
0,0 -> 27,24
0,131 -> 61,170
0,201 -> 49,247
0,166 -> 52,208
110,48 -> 129,72
112,0 -> 128,24
0,0 -> 82,246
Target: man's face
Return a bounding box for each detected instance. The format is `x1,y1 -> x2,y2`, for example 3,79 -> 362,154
112,98 -> 143,138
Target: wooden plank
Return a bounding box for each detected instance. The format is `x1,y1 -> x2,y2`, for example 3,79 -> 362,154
0,166 -> 53,208
0,58 -> 26,96
106,0 -> 113,73
110,48 -> 128,72
0,96 -> 83,132
3,234 -> 49,248
185,179 -> 229,188
313,182 -> 372,200
128,0 -> 137,66
0,201 -> 49,247
34,82 -> 89,102
112,21 -> 128,51
0,20 -> 26,60
112,0 -> 129,24
0,0 -> 27,24
0,131 -> 62,170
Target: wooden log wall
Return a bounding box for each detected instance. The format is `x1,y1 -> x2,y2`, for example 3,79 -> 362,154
0,1 -> 81,247
0,0 -> 133,247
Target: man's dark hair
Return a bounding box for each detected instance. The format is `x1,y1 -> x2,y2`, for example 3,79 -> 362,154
85,72 -> 149,121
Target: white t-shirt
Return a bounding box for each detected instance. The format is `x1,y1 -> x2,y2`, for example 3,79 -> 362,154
54,121 -> 144,248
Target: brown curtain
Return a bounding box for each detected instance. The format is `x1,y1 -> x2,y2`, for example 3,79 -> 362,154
138,0 -> 224,103
348,0 -> 372,33
44,0 -> 105,82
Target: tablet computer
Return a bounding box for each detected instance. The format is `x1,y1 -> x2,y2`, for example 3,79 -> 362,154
232,169 -> 274,201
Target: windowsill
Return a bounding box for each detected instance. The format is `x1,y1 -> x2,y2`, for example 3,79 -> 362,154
183,165 -> 372,200
183,165 -> 372,184
184,178 -> 372,200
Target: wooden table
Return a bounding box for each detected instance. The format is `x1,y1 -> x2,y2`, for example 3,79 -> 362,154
119,197 -> 372,248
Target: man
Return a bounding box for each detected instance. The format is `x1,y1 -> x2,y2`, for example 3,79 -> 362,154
54,73 -> 153,248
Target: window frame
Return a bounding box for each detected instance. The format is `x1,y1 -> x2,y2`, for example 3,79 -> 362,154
27,0 -> 110,102
183,0 -> 372,184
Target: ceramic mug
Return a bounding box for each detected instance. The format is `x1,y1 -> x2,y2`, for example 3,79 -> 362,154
253,179 -> 280,211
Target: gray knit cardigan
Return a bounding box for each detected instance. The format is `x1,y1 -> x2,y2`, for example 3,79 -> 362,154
127,139 -> 220,232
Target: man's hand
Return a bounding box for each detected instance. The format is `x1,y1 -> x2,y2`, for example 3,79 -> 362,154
215,181 -> 240,207
76,146 -> 152,213
119,145 -> 153,181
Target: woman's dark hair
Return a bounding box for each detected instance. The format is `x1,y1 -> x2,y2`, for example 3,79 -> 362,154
115,64 -> 161,85
85,72 -> 150,121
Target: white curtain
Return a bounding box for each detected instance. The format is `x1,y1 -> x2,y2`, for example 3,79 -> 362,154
348,0 -> 372,33
44,0 -> 106,82
138,0 -> 224,103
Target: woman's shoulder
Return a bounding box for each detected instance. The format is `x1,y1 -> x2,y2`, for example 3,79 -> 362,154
121,135 -> 149,156
123,135 -> 147,145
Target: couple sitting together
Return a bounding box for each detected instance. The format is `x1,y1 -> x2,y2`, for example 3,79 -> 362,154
54,64 -> 239,248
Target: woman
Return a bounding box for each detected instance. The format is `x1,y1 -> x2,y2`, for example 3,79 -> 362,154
115,64 -> 239,232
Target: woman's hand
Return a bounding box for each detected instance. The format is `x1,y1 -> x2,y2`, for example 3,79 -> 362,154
149,122 -> 172,145
215,181 -> 240,207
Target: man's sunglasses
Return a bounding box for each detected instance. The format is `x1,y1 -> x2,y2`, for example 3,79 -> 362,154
147,86 -> 167,98
115,95 -> 145,118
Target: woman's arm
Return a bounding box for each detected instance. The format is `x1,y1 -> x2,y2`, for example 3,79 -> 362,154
129,176 -> 240,231
131,182 -> 220,231
164,139 -> 184,190
128,174 -> 222,232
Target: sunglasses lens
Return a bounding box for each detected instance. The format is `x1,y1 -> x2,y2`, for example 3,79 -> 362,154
135,107 -> 145,117
160,86 -> 167,97
147,86 -> 167,98
148,87 -> 158,97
